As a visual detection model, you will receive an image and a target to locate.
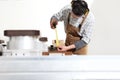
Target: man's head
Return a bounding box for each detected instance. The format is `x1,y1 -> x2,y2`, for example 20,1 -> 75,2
71,0 -> 89,16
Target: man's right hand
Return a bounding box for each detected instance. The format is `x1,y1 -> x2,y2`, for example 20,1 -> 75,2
50,18 -> 58,29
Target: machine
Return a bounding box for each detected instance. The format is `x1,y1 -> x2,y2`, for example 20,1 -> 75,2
1,30 -> 42,56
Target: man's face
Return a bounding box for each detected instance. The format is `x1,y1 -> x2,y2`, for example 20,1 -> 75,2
71,11 -> 80,19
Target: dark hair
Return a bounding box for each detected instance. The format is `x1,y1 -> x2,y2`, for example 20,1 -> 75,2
71,0 -> 89,16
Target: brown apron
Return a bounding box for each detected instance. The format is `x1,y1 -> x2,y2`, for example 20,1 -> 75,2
65,13 -> 88,55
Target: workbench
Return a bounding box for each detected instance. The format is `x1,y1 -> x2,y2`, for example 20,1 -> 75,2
0,55 -> 120,80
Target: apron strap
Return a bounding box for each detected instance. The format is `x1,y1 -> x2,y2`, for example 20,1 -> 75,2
78,11 -> 89,31
68,11 -> 89,31
67,11 -> 89,31
67,13 -> 71,24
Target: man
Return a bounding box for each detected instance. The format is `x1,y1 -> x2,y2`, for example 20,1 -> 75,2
50,0 -> 95,55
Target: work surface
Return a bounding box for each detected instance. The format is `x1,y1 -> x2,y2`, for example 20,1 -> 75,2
0,55 -> 120,80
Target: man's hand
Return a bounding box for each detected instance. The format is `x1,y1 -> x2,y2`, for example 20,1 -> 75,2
50,18 -> 58,29
57,46 -> 69,51
57,44 -> 76,52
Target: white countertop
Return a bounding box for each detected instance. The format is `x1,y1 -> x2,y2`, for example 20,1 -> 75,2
0,55 -> 120,80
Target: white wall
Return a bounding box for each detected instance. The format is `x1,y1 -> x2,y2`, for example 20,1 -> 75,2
1,0 -> 119,55
0,0 -> 70,43
89,0 -> 120,55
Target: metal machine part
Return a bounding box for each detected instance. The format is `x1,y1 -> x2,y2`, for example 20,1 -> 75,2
2,30 -> 42,56
3,49 -> 42,56
48,45 -> 57,51
4,30 -> 40,50
7,36 -> 39,50
0,40 -> 4,44
0,40 -> 5,56
4,30 -> 40,36
0,45 -> 3,56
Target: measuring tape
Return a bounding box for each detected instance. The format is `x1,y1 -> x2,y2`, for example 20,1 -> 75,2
55,28 -> 59,47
